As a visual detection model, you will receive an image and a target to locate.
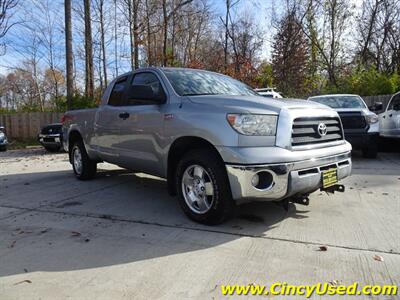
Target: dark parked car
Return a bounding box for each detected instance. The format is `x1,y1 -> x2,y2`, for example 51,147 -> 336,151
0,126 -> 8,151
38,123 -> 63,152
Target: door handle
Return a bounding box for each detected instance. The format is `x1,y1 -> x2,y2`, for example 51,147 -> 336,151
389,114 -> 393,117
119,112 -> 130,120
383,115 -> 386,118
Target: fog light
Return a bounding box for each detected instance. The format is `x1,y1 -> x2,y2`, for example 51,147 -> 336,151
251,174 -> 259,187
254,171 -> 274,190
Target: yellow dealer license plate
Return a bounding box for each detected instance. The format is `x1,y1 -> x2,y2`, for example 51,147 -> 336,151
322,168 -> 338,188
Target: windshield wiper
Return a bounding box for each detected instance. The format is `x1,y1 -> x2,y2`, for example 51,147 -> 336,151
182,92 -> 221,96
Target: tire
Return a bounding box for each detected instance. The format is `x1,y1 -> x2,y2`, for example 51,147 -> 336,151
0,145 -> 7,152
176,149 -> 234,225
362,145 -> 378,158
44,145 -> 60,152
70,139 -> 97,180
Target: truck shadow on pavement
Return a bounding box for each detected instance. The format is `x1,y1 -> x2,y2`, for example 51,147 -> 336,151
0,167 -> 309,277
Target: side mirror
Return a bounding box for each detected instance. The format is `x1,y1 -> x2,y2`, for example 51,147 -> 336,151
369,102 -> 383,112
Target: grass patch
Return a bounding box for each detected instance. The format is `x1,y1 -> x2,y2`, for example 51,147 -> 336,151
7,138 -> 41,150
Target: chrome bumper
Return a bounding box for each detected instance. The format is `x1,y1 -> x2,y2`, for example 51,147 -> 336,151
226,151 -> 352,203
38,133 -> 62,144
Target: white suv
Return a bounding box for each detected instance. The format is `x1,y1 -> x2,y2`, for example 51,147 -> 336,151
380,92 -> 400,139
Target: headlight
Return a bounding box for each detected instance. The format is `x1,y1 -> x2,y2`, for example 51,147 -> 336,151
366,113 -> 379,124
0,132 -> 4,139
227,114 -> 277,136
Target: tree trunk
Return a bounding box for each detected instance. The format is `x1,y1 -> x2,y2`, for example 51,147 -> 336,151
133,0 -> 139,69
84,0 -> 94,100
145,0 -> 152,66
162,0 -> 168,66
114,0 -> 119,76
127,0 -> 135,70
64,0 -> 74,110
99,0 -> 108,87
224,0 -> 230,71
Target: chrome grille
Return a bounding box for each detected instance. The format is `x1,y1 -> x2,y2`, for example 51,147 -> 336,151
337,112 -> 367,130
291,117 -> 343,147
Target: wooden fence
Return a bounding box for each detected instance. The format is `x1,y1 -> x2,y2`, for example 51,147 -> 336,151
0,112 -> 63,139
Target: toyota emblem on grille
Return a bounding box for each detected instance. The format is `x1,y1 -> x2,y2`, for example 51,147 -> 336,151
317,123 -> 327,137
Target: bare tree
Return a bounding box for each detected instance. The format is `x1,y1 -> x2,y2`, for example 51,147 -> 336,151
113,0 -> 118,75
121,0 -> 140,70
357,0 -> 400,73
84,0 -> 94,100
0,0 -> 18,39
94,0 -> 108,88
161,0 -> 193,66
65,0 -> 74,109
220,0 -> 240,71
300,0 -> 352,87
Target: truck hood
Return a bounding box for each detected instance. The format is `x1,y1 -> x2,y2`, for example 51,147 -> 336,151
332,108 -> 373,115
186,95 -> 329,114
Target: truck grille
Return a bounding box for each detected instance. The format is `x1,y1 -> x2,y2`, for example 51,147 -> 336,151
291,117 -> 343,147
337,112 -> 367,130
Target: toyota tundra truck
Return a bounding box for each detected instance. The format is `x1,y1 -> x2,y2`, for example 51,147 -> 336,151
62,68 -> 352,224
308,94 -> 379,158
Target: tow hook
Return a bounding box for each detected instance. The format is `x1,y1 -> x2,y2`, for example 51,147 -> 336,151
290,195 -> 310,206
279,195 -> 310,212
321,184 -> 345,194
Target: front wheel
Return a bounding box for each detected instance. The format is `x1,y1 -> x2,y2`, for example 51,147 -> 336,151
70,140 -> 97,180
176,149 -> 234,225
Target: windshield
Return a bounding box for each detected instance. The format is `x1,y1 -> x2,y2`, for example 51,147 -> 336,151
309,95 -> 366,109
162,69 -> 257,97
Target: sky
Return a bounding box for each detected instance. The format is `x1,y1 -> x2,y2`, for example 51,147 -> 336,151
0,0 -> 362,76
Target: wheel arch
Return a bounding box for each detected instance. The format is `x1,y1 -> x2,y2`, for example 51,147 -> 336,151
166,136 -> 225,196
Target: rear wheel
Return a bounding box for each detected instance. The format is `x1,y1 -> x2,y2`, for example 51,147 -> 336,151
70,140 -> 97,180
176,149 -> 234,225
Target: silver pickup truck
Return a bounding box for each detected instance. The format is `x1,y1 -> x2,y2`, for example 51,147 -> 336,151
62,67 -> 352,224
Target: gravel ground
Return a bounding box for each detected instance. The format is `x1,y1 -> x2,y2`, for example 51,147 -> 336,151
0,148 -> 399,299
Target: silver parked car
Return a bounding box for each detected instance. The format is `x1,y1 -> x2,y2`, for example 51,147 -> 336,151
255,88 -> 283,99
62,68 -> 352,224
0,126 -> 8,151
380,92 -> 400,139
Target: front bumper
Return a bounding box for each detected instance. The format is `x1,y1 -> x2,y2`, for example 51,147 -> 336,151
226,151 -> 352,203
344,131 -> 379,149
38,133 -> 62,146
